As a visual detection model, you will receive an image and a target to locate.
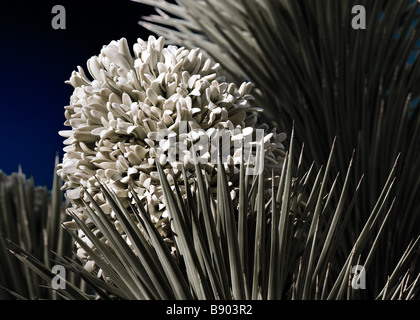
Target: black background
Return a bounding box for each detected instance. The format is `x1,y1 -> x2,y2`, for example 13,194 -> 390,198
0,0 -> 155,187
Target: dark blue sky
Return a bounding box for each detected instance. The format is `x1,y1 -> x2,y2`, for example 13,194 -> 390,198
0,1 -> 155,187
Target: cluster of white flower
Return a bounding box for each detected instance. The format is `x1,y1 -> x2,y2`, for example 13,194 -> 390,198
57,36 -> 285,268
